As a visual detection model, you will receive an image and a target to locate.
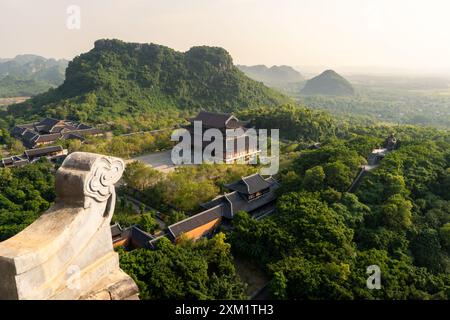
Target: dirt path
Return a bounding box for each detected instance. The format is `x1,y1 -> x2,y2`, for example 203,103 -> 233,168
0,96 -> 30,107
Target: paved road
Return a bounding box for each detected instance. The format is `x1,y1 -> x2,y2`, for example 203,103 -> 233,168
132,149 -> 199,174
132,150 -> 178,174
119,127 -> 175,137
348,164 -> 381,193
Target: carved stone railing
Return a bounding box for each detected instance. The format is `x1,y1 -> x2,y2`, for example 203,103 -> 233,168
0,152 -> 139,300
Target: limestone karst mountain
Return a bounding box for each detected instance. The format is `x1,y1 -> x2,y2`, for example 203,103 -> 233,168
237,64 -> 305,87
8,39 -> 290,127
301,70 -> 354,96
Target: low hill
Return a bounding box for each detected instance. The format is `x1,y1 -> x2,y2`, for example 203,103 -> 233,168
0,55 -> 68,97
9,40 -> 290,131
301,70 -> 354,96
237,64 -> 304,87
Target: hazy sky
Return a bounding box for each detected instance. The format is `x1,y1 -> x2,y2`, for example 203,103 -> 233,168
1,0 -> 450,73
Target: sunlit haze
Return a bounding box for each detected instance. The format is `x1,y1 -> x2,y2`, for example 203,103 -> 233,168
2,0 -> 450,74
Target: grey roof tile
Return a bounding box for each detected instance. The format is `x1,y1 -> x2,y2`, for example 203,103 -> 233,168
168,206 -> 222,238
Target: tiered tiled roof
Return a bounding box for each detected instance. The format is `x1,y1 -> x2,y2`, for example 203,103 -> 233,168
24,145 -> 64,158
11,118 -> 102,148
168,206 -> 223,239
1,146 -> 66,168
201,174 -> 280,219
110,224 -> 157,249
224,173 -> 272,195
1,156 -> 29,168
165,174 -> 279,241
111,174 -> 280,248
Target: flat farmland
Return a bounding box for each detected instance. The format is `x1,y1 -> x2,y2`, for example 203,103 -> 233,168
0,96 -> 30,107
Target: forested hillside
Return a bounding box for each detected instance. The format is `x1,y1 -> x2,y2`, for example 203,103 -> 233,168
0,54 -> 67,97
297,87 -> 450,128
1,43 -> 449,301
1,102 -> 449,299
0,159 -> 55,241
7,40 -> 290,132
238,104 -> 337,142
119,234 -> 247,299
231,125 -> 450,299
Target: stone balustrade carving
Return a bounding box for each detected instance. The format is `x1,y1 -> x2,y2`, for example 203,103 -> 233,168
0,152 -> 139,300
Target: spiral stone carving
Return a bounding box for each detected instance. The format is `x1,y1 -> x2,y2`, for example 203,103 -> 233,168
84,157 -> 125,203
53,152 -> 125,208
0,152 -> 138,300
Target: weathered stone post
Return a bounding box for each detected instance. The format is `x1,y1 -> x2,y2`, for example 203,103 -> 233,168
0,152 -> 139,300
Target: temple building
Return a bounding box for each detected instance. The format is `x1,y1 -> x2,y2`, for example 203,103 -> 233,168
185,111 -> 260,163
201,173 -> 280,220
1,145 -> 67,168
110,174 -> 280,248
167,206 -> 223,243
11,118 -> 103,148
368,134 -> 400,166
383,133 -> 398,151
111,223 -> 159,250
166,173 -> 280,242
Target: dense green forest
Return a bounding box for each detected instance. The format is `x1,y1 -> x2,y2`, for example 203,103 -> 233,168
0,76 -> 53,98
0,42 -> 449,300
119,234 -> 246,299
121,161 -> 257,217
110,104 -> 450,299
231,125 -> 450,299
1,103 -> 449,300
297,89 -> 450,128
237,65 -> 450,129
238,104 -> 337,142
66,131 -> 174,158
0,159 -> 55,241
5,40 -> 290,132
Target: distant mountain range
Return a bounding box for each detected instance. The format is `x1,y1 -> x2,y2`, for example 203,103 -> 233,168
4,44 -> 356,129
0,54 -> 68,97
301,70 -> 354,96
237,65 -> 355,97
9,39 -> 290,128
237,64 -> 304,87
